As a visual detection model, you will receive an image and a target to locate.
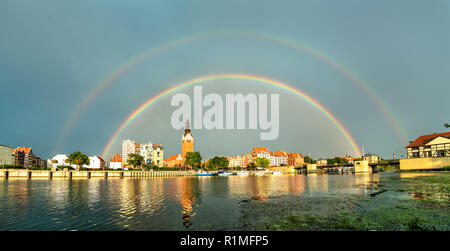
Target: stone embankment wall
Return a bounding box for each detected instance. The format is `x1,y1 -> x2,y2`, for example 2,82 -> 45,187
0,169 -> 195,179
400,157 -> 450,170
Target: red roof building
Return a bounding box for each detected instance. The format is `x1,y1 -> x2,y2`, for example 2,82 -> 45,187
287,153 -> 304,166
12,147 -> 45,168
406,132 -> 450,158
165,153 -> 183,168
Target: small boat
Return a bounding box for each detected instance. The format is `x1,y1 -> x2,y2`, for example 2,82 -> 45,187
196,172 -> 217,177
218,171 -> 233,176
236,172 -> 249,176
254,172 -> 265,175
272,171 -> 282,175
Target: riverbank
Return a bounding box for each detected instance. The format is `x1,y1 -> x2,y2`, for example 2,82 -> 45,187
0,169 -> 196,179
0,169 -> 296,179
234,172 -> 450,231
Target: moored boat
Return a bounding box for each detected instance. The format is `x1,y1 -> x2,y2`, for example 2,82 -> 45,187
218,171 -> 233,176
272,171 -> 282,175
196,172 -> 217,177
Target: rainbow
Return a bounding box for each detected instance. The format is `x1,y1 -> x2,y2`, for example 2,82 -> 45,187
55,32 -> 407,153
101,74 -> 362,158
251,33 -> 408,144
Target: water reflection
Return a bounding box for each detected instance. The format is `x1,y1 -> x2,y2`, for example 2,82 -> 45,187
1,173 -> 444,230
179,178 -> 197,228
399,173 -> 448,203
353,174 -> 381,195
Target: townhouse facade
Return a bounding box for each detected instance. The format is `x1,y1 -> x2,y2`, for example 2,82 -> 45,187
287,152 -> 304,166
151,144 -> 164,167
251,147 -> 271,163
122,139 -> 155,166
227,154 -> 252,169
229,147 -> 304,168
270,151 -> 287,167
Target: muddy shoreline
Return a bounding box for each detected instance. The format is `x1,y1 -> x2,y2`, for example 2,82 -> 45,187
234,172 -> 450,231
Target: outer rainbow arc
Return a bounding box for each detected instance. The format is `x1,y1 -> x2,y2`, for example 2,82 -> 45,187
101,74 -> 362,158
250,33 -> 407,143
53,34 -> 216,153
57,32 -> 407,154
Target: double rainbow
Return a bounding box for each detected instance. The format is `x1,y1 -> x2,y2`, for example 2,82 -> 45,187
101,74 -> 362,158
54,32 -> 407,155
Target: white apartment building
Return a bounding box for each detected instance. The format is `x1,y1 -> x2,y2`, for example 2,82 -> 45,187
49,154 -> 77,168
122,139 -> 138,164
109,154 -> 122,170
140,143 -> 153,165
270,152 -> 287,167
122,139 -> 154,166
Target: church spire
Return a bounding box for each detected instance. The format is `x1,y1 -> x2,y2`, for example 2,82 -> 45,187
184,118 -> 191,136
185,118 -> 190,130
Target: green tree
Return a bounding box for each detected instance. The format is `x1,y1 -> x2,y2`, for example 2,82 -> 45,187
304,156 -> 315,164
246,162 -> 256,170
327,157 -> 349,166
67,152 -> 90,170
185,152 -> 202,169
445,123 -> 449,128
255,157 -> 270,169
149,163 -> 159,171
207,156 -> 229,170
127,153 -> 144,170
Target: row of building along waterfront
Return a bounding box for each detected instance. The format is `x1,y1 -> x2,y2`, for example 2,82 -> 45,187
2,123 -> 449,171
0,145 -> 46,168
108,119 -> 193,169
226,147 -> 306,168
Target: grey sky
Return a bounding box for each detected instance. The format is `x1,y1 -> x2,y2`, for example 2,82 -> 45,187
0,0 -> 449,160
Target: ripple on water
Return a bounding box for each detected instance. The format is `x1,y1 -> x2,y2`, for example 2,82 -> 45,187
0,173 -> 448,230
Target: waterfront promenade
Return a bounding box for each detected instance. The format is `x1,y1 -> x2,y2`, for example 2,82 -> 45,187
0,169 -> 196,179
0,167 -> 370,179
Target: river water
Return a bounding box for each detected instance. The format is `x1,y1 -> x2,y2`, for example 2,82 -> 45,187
0,173 -> 448,231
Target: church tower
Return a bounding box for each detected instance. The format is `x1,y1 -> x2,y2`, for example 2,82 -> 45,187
182,119 -> 194,164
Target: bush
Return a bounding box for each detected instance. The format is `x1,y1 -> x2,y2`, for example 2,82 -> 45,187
0,165 -> 24,169
151,167 -> 182,171
56,165 -> 75,170
28,166 -> 50,170
440,166 -> 450,171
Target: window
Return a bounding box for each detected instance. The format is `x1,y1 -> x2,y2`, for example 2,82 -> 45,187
437,150 -> 445,157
